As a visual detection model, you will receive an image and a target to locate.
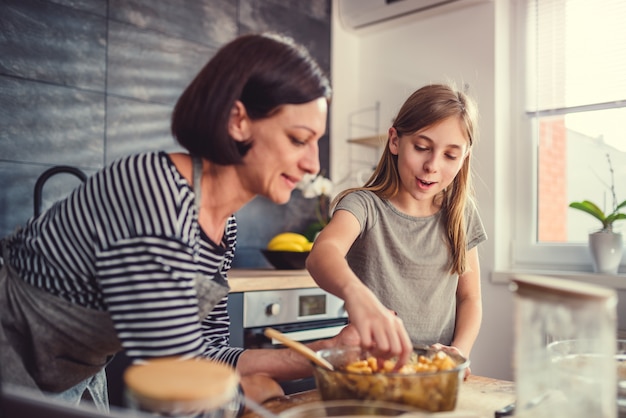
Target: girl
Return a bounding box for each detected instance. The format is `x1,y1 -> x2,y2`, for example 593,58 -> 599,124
307,84 -> 486,372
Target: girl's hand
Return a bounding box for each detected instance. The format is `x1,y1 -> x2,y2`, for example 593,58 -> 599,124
343,283 -> 413,368
431,343 -> 471,380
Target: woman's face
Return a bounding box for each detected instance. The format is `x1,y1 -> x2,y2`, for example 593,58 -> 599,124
389,116 -> 469,208
241,97 -> 328,204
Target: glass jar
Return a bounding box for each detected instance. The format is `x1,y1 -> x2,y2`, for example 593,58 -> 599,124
512,274 -> 617,418
124,357 -> 243,417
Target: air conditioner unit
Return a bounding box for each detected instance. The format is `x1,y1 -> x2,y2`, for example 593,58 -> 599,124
337,0 -> 479,31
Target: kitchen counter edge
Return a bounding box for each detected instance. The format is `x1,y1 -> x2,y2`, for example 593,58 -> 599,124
228,269 -> 317,293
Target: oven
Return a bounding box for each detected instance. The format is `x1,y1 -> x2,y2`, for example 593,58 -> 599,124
228,287 -> 348,394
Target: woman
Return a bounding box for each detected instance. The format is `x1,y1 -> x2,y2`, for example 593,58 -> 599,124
307,84 -> 486,373
0,32 -> 358,411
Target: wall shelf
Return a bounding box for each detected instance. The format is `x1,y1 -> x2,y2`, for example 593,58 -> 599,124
335,102 -> 385,188
348,101 -> 382,143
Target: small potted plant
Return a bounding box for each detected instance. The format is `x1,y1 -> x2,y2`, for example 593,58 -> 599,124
569,154 -> 626,274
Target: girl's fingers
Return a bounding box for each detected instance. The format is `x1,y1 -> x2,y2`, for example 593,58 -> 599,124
395,317 -> 413,367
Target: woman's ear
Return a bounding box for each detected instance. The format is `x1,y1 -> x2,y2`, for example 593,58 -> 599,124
388,127 -> 400,155
228,100 -> 251,142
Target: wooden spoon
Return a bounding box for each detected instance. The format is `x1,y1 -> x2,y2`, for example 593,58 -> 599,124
264,327 -> 334,371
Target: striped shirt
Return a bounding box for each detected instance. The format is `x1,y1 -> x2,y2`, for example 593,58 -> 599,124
3,151 -> 244,365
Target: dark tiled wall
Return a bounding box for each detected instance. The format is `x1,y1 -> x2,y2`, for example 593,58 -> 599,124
0,0 -> 331,268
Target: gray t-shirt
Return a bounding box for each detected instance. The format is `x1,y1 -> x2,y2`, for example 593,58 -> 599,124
335,190 -> 487,346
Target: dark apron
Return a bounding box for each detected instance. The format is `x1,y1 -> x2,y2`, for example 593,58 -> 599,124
0,155 -> 229,406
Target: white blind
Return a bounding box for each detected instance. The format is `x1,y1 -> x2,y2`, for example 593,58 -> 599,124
526,0 -> 626,113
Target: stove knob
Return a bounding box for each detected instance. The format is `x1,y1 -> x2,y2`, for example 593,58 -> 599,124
266,303 -> 280,316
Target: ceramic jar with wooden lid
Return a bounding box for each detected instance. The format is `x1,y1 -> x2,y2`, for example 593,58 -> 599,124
124,357 -> 243,417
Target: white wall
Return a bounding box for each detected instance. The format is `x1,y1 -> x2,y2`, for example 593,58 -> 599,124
330,0 -> 516,380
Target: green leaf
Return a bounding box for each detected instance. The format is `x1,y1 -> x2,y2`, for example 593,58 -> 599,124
303,222 -> 325,242
606,213 -> 626,225
569,201 -> 606,222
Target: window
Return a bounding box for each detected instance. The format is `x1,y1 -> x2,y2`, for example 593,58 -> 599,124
512,0 -> 626,271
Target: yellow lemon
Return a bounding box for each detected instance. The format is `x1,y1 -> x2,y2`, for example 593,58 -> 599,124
267,232 -> 309,249
268,241 -> 306,252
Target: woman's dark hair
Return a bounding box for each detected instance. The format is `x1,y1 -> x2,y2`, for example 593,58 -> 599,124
171,32 -> 332,165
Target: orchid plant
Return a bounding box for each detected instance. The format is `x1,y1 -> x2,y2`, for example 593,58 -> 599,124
569,153 -> 626,233
296,173 -> 334,241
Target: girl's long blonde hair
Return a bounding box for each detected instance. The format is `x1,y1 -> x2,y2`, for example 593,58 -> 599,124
333,83 -> 479,275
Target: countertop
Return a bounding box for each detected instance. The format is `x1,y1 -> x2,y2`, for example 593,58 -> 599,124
228,268 -> 317,293
241,375 -> 515,418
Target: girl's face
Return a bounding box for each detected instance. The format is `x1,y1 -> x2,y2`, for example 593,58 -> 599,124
389,116 -> 469,210
240,97 -> 327,204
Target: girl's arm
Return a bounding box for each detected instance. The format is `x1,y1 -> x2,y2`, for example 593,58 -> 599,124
451,246 -> 483,359
306,210 -> 413,365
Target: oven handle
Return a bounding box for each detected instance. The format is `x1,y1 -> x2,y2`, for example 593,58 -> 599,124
268,325 -> 346,345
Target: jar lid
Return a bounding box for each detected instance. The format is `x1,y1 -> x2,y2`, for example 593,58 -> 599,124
511,274 -> 617,303
124,357 -> 240,414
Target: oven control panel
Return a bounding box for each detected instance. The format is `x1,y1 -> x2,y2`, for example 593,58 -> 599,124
242,287 -> 347,328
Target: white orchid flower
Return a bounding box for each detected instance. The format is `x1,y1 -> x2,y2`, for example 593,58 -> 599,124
311,176 -> 333,196
297,174 -> 333,198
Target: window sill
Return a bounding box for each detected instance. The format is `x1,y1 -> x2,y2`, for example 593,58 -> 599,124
491,270 -> 626,290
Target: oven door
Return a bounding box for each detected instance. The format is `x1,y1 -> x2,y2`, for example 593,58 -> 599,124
243,318 -> 349,349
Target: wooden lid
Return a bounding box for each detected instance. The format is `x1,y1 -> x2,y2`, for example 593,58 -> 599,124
124,357 -> 240,413
511,274 -> 617,303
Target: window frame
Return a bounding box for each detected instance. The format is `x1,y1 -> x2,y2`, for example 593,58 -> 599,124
510,0 -> 626,273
